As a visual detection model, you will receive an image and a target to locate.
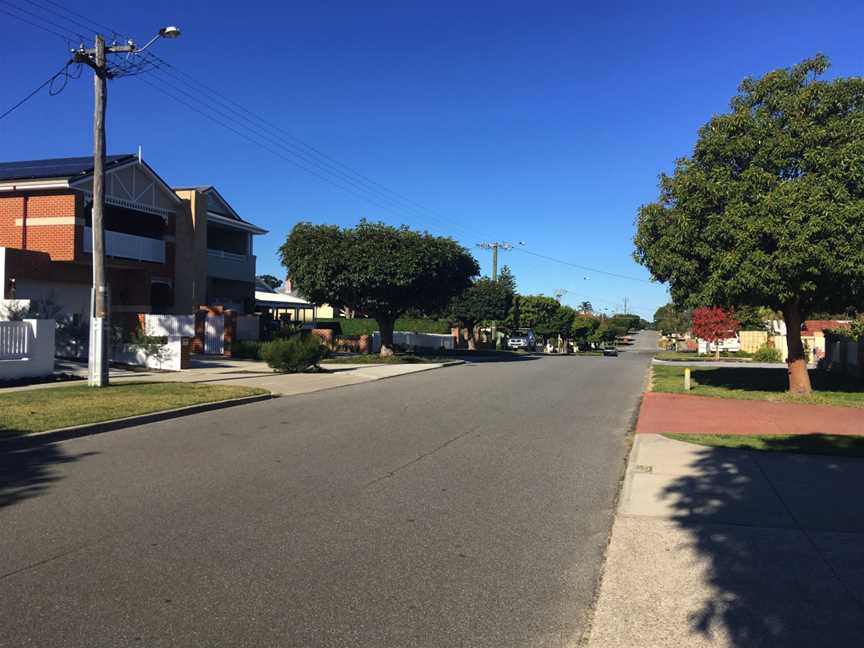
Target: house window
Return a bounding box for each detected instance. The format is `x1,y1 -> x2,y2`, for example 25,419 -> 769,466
207,225 -> 247,255
84,201 -> 165,239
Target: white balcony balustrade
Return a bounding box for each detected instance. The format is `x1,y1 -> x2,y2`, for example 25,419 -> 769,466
84,227 -> 166,264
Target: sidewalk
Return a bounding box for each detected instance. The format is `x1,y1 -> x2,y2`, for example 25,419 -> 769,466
636,392 -> 864,436
587,433 -> 864,647
4,357 -> 459,397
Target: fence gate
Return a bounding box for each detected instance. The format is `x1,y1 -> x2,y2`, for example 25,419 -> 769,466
204,314 -> 225,354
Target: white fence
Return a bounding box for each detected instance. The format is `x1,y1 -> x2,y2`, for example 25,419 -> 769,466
371,331 -> 455,353
0,321 -> 29,359
236,315 -> 260,341
143,314 -> 195,337
0,319 -> 55,380
112,336 -> 184,371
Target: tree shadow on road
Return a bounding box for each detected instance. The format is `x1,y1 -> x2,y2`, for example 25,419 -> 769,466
660,440 -> 864,646
0,441 -> 97,509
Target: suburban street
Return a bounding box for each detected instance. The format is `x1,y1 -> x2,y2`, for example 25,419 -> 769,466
1,333 -> 655,648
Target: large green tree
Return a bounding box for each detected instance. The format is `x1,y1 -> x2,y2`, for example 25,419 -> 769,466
634,55 -> 864,394
280,221 -> 478,355
449,278 -> 513,350
653,303 -> 692,335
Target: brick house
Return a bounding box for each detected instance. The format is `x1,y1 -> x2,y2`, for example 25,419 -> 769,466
0,155 -> 266,325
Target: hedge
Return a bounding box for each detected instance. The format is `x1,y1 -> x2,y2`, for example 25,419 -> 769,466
317,318 -> 452,336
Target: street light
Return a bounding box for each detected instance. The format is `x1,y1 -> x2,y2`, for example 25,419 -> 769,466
73,26 -> 181,387
137,26 -> 182,52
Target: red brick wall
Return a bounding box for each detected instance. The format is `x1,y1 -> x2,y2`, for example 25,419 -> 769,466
0,192 -> 77,260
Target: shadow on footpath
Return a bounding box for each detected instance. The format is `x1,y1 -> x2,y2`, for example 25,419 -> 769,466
0,442 -> 97,509
660,438 -> 864,646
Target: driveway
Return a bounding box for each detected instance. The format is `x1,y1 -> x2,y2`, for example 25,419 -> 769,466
0,333 -> 657,647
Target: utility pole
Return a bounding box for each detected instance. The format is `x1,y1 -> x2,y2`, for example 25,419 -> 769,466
73,27 -> 180,387
623,297 -> 629,315
476,241 -> 515,280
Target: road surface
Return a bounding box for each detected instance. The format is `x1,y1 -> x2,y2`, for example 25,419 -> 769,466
0,332 -> 657,647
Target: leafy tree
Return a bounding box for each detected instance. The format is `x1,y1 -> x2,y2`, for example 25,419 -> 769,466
571,314 -> 600,343
449,278 -> 512,350
280,221 -> 478,356
497,265 -> 517,295
692,307 -> 741,360
578,301 -> 593,314
634,55 -> 864,394
653,303 -> 692,335
257,274 -> 282,290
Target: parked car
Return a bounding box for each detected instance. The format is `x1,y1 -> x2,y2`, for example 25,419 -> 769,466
602,345 -> 619,357
507,329 -> 536,351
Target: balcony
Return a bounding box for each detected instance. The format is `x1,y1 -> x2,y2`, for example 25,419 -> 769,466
207,248 -> 255,282
84,227 -> 165,264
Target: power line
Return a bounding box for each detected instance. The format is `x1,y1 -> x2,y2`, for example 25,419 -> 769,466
0,0 -> 84,41
0,60 -> 79,121
37,0 -> 129,40
0,4 -> 71,41
513,248 -> 652,283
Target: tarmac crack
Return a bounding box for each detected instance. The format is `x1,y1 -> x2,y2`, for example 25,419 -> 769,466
363,427 -> 477,488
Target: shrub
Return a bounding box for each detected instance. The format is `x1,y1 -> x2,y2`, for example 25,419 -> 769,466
318,318 -> 451,336
260,335 -> 327,373
753,345 -> 783,363
232,340 -> 264,360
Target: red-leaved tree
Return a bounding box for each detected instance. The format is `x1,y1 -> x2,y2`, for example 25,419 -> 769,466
691,307 -> 741,360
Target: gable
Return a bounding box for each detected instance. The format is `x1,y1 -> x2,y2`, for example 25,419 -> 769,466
204,188 -> 240,220
70,160 -> 181,217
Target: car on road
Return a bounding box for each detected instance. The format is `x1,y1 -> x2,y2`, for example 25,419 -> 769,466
507,329 -> 536,351
602,345 -> 619,356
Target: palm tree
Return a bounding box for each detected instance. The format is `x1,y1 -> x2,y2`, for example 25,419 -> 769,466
578,301 -> 593,314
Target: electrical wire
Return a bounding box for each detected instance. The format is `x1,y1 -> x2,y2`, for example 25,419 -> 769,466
33,0 -> 129,41
513,248 -> 652,283
0,60 -> 79,121
0,4 -> 71,41
0,0 -> 85,41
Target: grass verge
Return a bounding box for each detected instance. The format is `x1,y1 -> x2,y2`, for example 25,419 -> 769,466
652,364 -> 864,408
0,382 -> 268,437
664,433 -> 864,458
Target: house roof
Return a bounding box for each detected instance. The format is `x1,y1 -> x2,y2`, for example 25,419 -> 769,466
173,185 -> 267,235
0,155 -> 135,181
255,290 -> 312,308
803,319 -> 849,334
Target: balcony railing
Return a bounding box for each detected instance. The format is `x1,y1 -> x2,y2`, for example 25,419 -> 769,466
207,248 -> 255,282
84,227 -> 166,264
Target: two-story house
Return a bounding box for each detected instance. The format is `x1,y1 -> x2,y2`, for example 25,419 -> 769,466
0,155 -> 266,323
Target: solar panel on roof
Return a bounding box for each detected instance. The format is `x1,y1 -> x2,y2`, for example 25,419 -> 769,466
0,155 -> 134,181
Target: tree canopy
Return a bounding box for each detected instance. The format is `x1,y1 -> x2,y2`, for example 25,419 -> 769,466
279,221 -> 478,355
653,303 -> 692,335
634,55 -> 864,393
449,278 -> 513,350
256,274 -> 282,290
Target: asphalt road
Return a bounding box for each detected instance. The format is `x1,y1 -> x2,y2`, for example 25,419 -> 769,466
1,332 -> 657,648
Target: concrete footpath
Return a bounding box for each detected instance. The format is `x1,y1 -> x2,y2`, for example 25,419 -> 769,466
587,434 -> 864,647
6,358 -> 459,397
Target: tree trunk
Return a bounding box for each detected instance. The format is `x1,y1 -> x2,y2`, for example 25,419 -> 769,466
467,324 -> 477,351
714,341 -> 720,361
377,316 -> 396,357
782,301 -> 812,396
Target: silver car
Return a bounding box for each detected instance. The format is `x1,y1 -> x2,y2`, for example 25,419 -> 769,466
507,329 -> 536,351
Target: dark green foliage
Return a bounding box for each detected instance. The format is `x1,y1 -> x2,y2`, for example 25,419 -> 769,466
257,274 -> 282,290
450,278 -> 513,330
570,315 -> 600,342
653,303 -> 692,335
318,318 -> 452,336
279,221 -> 478,353
231,340 -> 263,360
753,345 -> 783,363
260,335 -> 327,373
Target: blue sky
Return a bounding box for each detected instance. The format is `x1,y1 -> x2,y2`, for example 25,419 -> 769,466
2,0 -> 863,318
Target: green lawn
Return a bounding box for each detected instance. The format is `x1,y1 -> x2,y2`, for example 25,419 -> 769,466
665,433 -> 864,458
654,350 -> 754,362
0,383 -> 268,437
652,364 -> 864,408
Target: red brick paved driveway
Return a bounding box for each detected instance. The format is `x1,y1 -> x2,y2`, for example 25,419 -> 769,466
636,392 -> 864,436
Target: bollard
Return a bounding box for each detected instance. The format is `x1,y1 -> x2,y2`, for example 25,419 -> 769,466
684,367 -> 691,391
